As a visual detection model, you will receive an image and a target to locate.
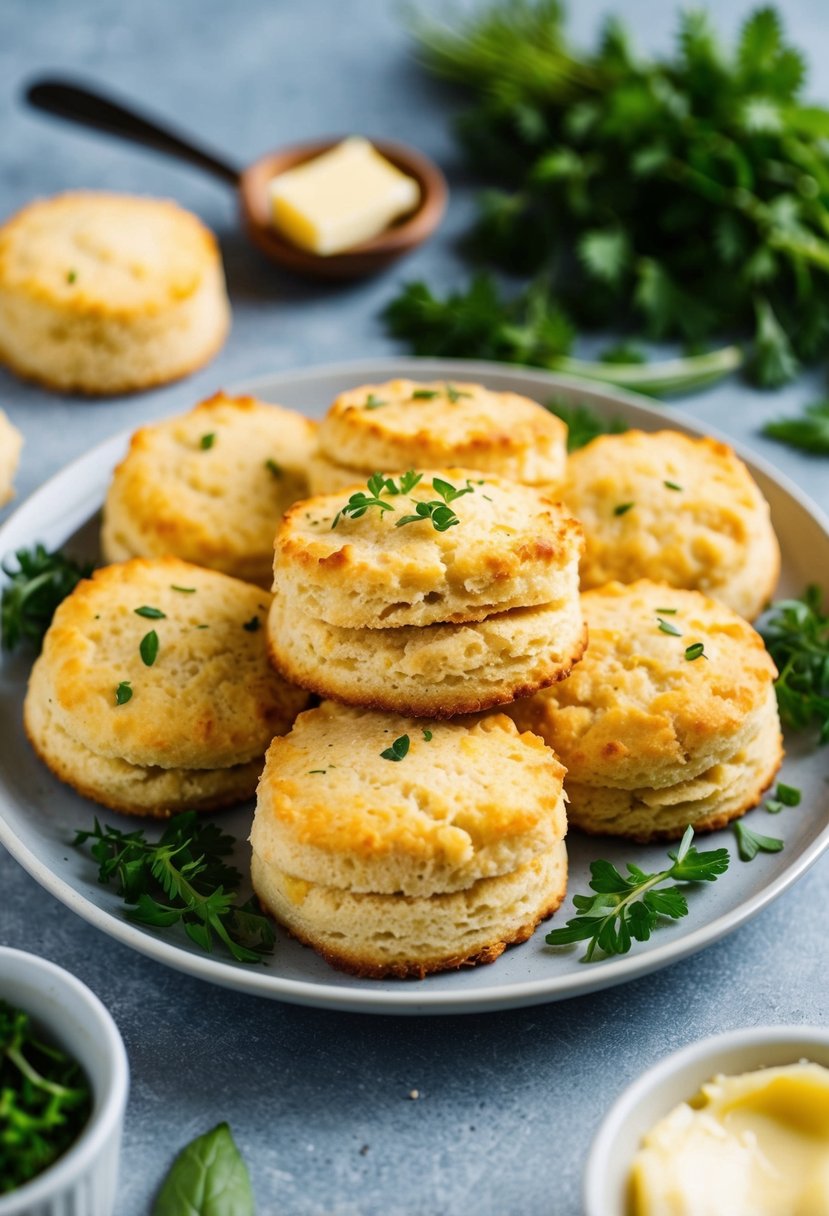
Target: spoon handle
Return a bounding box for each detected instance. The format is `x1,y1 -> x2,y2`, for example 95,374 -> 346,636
25,77 -> 241,187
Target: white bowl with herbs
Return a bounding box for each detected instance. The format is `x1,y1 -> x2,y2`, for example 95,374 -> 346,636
0,947 -> 128,1216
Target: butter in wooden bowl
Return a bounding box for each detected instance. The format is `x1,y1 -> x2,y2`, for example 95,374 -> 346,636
629,1062 -> 829,1215
268,136 -> 420,255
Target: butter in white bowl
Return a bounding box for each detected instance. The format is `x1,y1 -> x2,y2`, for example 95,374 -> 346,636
268,136 -> 421,255
629,1062 -> 829,1215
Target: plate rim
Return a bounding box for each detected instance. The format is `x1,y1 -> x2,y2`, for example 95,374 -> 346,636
2,355 -> 828,1016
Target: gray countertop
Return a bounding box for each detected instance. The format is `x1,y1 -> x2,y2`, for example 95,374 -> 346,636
2,2 -> 828,1213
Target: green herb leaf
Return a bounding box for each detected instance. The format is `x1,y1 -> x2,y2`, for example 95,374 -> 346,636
364,393 -> 387,410
171,585 -> 196,594
445,382 -> 472,403
151,1122 -> 255,1216
614,502 -> 635,516
411,389 -> 440,399
115,681 -> 133,705
684,642 -> 707,661
655,607 -> 678,615
763,400 -> 829,455
733,819 -> 785,861
760,587 -> 829,744
140,630 -> 159,666
199,433 -> 216,450
657,617 -> 683,636
0,1000 -> 91,1194
1,544 -> 93,652
242,616 -> 260,633
74,813 -> 275,964
265,459 -> 282,478
134,606 -> 166,619
664,480 -> 683,491
546,826 -> 729,961
546,401 -> 628,452
66,269 -> 77,284
380,734 -> 410,762
422,729 -> 433,741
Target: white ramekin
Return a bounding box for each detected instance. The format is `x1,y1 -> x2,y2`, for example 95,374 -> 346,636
584,1023 -> 829,1216
0,947 -> 129,1216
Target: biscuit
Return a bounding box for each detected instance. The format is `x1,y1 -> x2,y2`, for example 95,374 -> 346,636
0,192 -> 230,394
562,430 -> 780,620
507,581 -> 782,841
101,393 -> 316,586
0,409 -> 22,506
267,594 -> 586,717
308,379 -> 567,494
274,470 -> 584,630
250,703 -> 568,977
24,557 -> 310,816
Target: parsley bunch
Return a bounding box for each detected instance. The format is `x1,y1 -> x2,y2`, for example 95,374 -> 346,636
387,3 -> 829,391
1,544 -> 93,651
546,826 -> 730,961
74,813 -> 275,964
760,586 -> 829,743
0,1001 -> 91,1193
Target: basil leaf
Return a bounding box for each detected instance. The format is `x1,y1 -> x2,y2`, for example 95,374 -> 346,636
152,1122 -> 255,1216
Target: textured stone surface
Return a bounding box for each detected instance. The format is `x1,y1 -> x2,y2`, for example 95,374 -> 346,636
1,1 -> 828,1213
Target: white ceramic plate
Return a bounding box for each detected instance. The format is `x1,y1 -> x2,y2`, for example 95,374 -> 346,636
1,358 -> 828,1016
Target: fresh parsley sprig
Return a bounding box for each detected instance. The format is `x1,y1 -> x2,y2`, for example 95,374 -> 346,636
760,586 -> 829,744
763,400 -> 829,455
733,820 -> 784,862
396,476 -> 475,532
1,544 -> 93,652
546,826 -> 729,961
331,471 -> 422,529
0,1000 -> 91,1194
73,813 -> 275,964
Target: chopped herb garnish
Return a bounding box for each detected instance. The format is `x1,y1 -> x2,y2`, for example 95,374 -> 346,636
760,586 -> 829,745
395,476 -> 475,532
308,770 -> 327,775
115,681 -> 133,705
0,1000 -> 91,1193
265,459 -> 282,478
363,394 -> 387,410
331,471 -> 420,529
614,502 -> 635,516
200,433 -> 216,450
66,269 -> 77,284
73,813 -> 274,964
242,616 -> 260,632
546,825 -> 729,961
171,585 -> 196,594
655,607 -> 678,615
134,605 -> 166,619
1,544 -> 93,652
657,617 -> 682,637
411,389 -> 440,400
664,480 -> 683,491
380,734 -> 410,762
684,642 -> 707,661
194,624 -> 209,630
733,820 -> 784,862
422,729 -> 433,741
139,630 -> 159,666
765,783 -> 801,813
445,383 -> 472,403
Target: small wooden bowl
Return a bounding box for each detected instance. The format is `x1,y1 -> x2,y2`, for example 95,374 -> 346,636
239,137 -> 447,279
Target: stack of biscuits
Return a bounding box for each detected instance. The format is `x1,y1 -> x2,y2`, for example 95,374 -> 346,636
251,381 -> 586,975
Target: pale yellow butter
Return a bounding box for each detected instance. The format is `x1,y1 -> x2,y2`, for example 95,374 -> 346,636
269,137 -> 420,255
629,1062 -> 829,1216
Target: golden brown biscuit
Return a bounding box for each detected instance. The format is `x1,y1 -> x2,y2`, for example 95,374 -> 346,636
274,469 -> 584,630
308,379 -> 567,494
24,557 -> 309,815
507,581 -> 782,840
250,703 -> 569,977
266,594 -> 586,717
562,430 -> 780,620
101,393 -> 316,586
0,192 -> 229,394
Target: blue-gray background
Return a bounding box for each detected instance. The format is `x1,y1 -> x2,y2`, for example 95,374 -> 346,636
1,2 -> 827,1213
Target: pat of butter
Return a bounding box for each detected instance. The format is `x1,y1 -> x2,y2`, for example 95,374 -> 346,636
269,137 -> 420,256
628,1062 -> 829,1216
